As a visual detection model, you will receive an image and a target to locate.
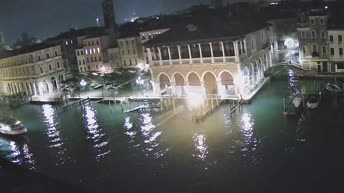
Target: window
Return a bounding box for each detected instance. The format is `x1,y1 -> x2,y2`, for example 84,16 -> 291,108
81,51 -> 84,55
57,62 -> 60,68
310,18 -> 315,25
123,60 -> 127,66
94,57 -> 97,62
77,51 -> 80,56
49,65 -> 52,71
83,60 -> 85,65
311,30 -> 316,38
88,42 -> 91,46
46,53 -> 50,58
322,46 -> 326,54
133,49 -> 136,55
96,65 -> 98,69
339,35 -> 342,43
340,48 -> 343,56
128,50 -> 130,55
129,59 -> 132,66
92,41 -> 94,45
91,57 -> 93,62
97,48 -> 100,53
121,50 -> 124,55
120,41 -> 123,47
132,40 -> 135,45
302,46 -> 307,54
126,40 -> 129,46
85,50 -> 88,55
66,41 -> 68,45
331,48 -> 335,56
321,31 -> 326,38
80,67 -> 83,72
301,31 -> 306,39
87,58 -> 89,62
142,34 -> 146,40
135,59 -> 137,64
87,65 -> 90,70
99,56 -> 102,61
84,67 -> 86,71
96,40 -> 99,45
320,18 -> 324,25
40,67 -> 43,74
312,44 -> 317,52
55,51 -> 58,56
38,56 -> 41,61
330,35 -> 334,42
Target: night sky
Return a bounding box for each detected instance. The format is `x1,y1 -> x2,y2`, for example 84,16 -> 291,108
0,0 -> 247,44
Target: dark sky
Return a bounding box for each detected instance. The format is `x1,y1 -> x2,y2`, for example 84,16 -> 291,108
0,0 -> 247,44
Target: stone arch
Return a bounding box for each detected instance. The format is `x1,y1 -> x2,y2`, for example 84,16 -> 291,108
158,73 -> 170,89
172,72 -> 185,86
219,70 -> 234,86
186,72 -> 201,86
51,77 -> 58,91
203,72 -> 218,94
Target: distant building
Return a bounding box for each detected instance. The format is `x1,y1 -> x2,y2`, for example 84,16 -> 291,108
297,8 -> 329,72
144,15 -> 273,99
77,33 -> 112,73
0,43 -> 65,95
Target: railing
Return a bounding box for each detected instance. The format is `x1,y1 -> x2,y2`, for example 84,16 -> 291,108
152,56 -> 236,66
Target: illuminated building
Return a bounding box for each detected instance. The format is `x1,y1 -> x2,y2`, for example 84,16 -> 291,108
144,16 -> 273,99
0,43 -> 65,95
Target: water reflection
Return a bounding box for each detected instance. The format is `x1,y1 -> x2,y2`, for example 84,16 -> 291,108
0,136 -> 36,170
193,133 -> 208,161
124,112 -> 168,159
42,104 -> 68,165
238,112 -> 261,165
82,103 -> 110,161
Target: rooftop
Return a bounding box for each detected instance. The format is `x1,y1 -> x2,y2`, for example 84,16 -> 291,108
0,43 -> 59,59
144,15 -> 270,46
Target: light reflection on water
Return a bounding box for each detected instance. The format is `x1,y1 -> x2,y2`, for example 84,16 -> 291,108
124,112 -> 169,159
42,104 -> 68,165
82,103 -> 111,161
0,137 -> 36,170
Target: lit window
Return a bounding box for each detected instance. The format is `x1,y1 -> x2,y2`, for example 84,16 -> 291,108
93,48 -> 96,53
90,49 -> 93,54
97,48 -> 100,53
66,41 -> 68,45
85,50 -> 88,55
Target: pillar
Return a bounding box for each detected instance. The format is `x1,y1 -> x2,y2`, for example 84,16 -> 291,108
234,41 -> 240,63
146,48 -> 153,65
167,46 -> 172,65
177,45 -> 182,64
188,44 -> 192,64
198,43 -> 203,63
209,42 -> 214,63
244,39 -> 248,57
157,47 -> 162,66
221,41 -> 226,62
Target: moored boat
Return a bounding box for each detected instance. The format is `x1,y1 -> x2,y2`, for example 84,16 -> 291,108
0,117 -> 27,136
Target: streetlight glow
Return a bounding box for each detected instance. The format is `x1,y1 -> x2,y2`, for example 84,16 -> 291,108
80,79 -> 87,87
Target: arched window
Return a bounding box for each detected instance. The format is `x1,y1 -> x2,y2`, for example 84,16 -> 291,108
311,30 -> 317,38
321,31 -> 326,39
312,44 -> 318,52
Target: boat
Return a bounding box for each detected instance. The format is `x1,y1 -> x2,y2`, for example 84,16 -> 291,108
0,117 -> 27,136
284,94 -> 303,116
307,95 -> 320,110
325,83 -> 343,93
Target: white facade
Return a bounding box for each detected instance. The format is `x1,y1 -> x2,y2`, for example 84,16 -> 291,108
0,45 -> 65,95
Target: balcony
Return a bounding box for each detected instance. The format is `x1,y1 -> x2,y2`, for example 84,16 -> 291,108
152,56 -> 236,66
297,22 -> 309,28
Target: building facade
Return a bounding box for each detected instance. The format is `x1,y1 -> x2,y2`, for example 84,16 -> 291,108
297,9 -> 330,72
328,29 -> 344,72
77,35 -> 112,73
116,36 -> 144,68
144,19 -> 273,100
0,44 -> 65,95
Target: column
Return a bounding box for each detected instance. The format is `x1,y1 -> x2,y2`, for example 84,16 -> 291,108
244,39 -> 248,57
233,41 -> 240,63
188,44 -> 192,64
157,47 -> 162,66
146,48 -> 153,65
269,52 -> 272,68
198,43 -> 203,63
33,82 -> 38,95
209,42 -> 214,63
177,45 -> 182,64
221,41 -> 226,62
167,46 -> 172,65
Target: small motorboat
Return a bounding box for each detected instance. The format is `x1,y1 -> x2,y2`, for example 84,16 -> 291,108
0,117 -> 27,136
325,83 -> 343,93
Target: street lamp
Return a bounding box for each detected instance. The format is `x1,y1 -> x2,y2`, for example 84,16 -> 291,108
80,79 -> 87,98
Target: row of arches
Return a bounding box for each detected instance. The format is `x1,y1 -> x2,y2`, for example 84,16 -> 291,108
157,70 -> 235,97
6,75 -> 64,96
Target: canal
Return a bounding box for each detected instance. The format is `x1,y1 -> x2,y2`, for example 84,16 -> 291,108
1,76 -> 344,193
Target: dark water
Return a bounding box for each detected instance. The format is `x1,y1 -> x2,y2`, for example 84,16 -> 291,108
1,77 -> 344,193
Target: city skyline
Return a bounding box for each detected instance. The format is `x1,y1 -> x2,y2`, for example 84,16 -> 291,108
0,0 -> 247,44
